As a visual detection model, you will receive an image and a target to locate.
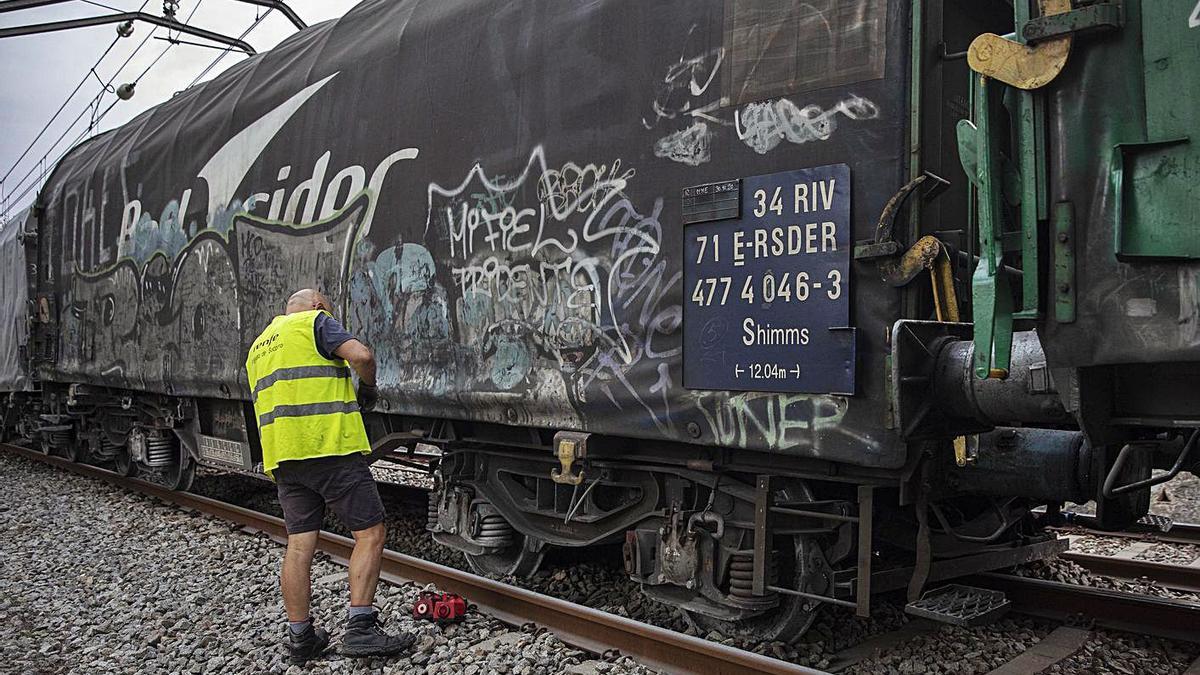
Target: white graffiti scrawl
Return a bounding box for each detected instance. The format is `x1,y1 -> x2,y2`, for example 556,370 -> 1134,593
644,24 -> 726,167
353,146 -> 684,434
641,25 -> 725,131
644,25 -> 883,165
735,95 -> 880,155
653,121 -> 713,167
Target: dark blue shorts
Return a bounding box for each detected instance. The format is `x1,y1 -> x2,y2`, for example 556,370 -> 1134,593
274,453 -> 385,534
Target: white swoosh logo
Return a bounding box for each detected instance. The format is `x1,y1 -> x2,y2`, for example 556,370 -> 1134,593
197,72 -> 339,219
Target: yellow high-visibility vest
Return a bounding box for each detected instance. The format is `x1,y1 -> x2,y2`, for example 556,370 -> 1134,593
245,309 -> 370,477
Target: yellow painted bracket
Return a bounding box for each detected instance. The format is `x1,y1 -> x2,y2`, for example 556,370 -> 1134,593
967,0 -> 1072,90
876,234 -> 960,323
930,247 -> 960,323
551,436 -> 585,486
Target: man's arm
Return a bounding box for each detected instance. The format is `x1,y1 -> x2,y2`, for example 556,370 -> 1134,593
334,339 -> 377,387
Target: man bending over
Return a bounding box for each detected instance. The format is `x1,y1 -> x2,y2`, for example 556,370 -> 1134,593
246,288 -> 413,664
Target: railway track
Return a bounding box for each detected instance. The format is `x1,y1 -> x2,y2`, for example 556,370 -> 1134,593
1050,520 -> 1200,547
0,442 -> 818,675
1047,523 -> 1200,594
966,573 -> 1200,643
1058,551 -> 1200,594
5,441 -> 1199,673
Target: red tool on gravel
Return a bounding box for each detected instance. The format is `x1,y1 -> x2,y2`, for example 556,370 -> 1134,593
412,592 -> 467,623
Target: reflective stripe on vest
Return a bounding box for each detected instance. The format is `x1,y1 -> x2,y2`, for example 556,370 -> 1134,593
251,365 -> 352,405
257,400 -> 361,427
245,309 -> 370,477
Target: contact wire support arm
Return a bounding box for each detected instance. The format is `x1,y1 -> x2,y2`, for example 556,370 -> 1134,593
0,11 -> 256,54
233,1 -> 305,29
0,0 -> 306,29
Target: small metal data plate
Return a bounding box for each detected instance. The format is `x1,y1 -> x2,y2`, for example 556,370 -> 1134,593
683,164 -> 855,394
682,180 -> 741,224
198,434 -> 252,470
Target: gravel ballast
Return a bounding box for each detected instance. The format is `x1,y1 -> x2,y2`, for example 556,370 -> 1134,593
1070,534 -> 1200,566
1149,473 -> 1200,524
0,452 -> 656,675
190,466 -> 1200,674
7,450 -> 1198,675
1013,558 -> 1200,602
189,469 -> 915,669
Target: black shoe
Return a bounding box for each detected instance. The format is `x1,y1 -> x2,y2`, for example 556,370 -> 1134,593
285,623 -> 330,665
340,610 -> 416,657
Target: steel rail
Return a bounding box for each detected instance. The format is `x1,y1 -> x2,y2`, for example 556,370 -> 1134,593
12,441 -> 1198,661
1049,522 -> 1200,548
0,443 -> 823,675
1058,551 -> 1200,593
966,572 -> 1200,643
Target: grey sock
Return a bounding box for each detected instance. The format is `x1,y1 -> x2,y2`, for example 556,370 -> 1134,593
288,618 -> 312,635
348,605 -> 375,620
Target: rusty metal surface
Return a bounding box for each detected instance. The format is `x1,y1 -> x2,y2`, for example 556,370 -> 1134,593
1,443 -> 825,675
966,0 -> 1072,90
967,572 -> 1200,643
1058,551 -> 1200,594
877,235 -> 942,287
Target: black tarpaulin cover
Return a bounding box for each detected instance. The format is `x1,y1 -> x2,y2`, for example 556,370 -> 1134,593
34,0 -> 909,467
0,209 -> 30,392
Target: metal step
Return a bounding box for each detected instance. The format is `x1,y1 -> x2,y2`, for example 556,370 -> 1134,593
904,583 -> 1011,627
1137,513 -> 1174,533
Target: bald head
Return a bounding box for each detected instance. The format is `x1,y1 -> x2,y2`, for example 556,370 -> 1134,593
285,288 -> 332,315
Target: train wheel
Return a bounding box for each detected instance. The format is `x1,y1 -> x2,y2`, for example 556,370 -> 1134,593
14,419 -> 46,453
163,445 -> 195,492
465,534 -> 546,578
684,478 -> 826,643
45,426 -> 76,460
113,443 -> 136,477
682,533 -> 824,643
63,437 -> 84,462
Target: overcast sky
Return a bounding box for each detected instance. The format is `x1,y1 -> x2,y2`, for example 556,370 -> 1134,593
0,0 -> 360,221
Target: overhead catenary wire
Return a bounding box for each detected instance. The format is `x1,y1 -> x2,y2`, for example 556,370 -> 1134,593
185,6 -> 270,88
1,4 -> 162,216
0,0 -> 151,188
79,0 -> 126,11
1,0 -> 208,220
0,41 -> 115,186
2,98 -> 115,216
2,133 -> 82,220
2,0 -> 287,221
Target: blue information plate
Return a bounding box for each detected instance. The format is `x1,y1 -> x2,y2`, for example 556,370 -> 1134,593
682,164 -> 855,394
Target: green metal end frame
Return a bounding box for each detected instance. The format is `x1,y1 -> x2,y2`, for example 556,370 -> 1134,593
963,75 -> 1015,380
959,1 -> 1050,380
1115,1 -> 1198,261
960,0 -> 1199,378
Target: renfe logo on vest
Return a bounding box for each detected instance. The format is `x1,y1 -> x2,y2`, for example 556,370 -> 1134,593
248,332 -> 282,365
251,332 -> 280,353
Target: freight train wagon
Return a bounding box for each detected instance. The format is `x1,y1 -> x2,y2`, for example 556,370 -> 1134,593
0,209 -> 31,410
3,0 -> 1199,639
